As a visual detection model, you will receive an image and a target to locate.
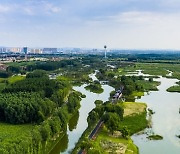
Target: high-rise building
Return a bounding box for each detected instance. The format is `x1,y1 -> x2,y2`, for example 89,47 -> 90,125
0,48 -> 7,53
23,47 -> 28,54
23,47 -> 28,60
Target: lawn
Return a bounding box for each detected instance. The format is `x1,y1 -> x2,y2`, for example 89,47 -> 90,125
0,122 -> 33,143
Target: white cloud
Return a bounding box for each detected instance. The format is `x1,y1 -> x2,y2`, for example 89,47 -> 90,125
0,4 -> 10,13
44,3 -> 61,13
23,2 -> 61,15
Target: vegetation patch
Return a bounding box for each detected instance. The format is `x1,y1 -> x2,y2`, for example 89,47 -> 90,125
7,75 -> 25,84
148,108 -> 155,114
85,83 -> 103,94
176,135 -> 180,139
167,85 -> 180,93
147,135 -> 163,140
0,122 -> 33,142
0,83 -> 6,92
120,112 -> 147,135
93,127 -> 138,154
136,80 -> 160,91
120,102 -> 147,135
132,91 -> 144,97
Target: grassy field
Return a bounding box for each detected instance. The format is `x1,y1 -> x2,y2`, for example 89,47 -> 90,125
136,80 -> 160,91
118,66 -> 137,75
120,102 -> 148,135
7,75 -> 25,84
123,102 -> 147,117
0,122 -> 33,143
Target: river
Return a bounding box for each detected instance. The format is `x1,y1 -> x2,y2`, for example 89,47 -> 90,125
132,74 -> 180,154
50,73 -> 114,154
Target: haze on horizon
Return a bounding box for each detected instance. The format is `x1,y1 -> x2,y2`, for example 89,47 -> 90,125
1,0 -> 180,49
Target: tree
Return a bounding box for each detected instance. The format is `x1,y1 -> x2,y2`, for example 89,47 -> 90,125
149,77 -> 153,82
6,66 -> 20,74
94,100 -> 103,107
103,113 -> 120,134
39,123 -> 51,142
87,110 -> 99,125
120,127 -> 129,139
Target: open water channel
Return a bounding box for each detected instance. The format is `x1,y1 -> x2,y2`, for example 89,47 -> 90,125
50,73 -> 114,153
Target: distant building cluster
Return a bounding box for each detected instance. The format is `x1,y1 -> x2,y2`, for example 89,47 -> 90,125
0,47 -> 106,55
0,47 -> 62,54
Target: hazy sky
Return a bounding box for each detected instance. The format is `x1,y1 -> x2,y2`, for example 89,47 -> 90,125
1,0 -> 180,49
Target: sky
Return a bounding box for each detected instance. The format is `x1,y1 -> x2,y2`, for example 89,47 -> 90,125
1,0 -> 180,49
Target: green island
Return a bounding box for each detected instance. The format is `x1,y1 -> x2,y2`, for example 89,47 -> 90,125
147,135 -> 163,140
167,81 -> 180,93
85,82 -> 104,94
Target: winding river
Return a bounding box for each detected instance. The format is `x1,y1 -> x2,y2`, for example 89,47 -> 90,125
50,73 -> 114,154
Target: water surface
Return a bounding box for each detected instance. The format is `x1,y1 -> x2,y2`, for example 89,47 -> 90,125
132,76 -> 180,154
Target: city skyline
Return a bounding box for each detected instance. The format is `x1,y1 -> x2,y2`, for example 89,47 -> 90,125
1,0 -> 180,49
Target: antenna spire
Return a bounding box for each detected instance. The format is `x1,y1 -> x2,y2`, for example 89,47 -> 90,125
104,45 -> 107,58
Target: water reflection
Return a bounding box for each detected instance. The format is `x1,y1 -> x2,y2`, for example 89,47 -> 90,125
50,133 -> 68,154
68,111 -> 79,131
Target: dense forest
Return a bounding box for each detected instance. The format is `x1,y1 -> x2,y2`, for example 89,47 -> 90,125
0,69 -> 83,153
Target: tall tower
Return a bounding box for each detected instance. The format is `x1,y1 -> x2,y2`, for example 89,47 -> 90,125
104,45 -> 107,58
